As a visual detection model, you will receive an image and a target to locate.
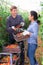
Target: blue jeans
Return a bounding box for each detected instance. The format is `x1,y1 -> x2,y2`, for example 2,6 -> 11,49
27,44 -> 38,65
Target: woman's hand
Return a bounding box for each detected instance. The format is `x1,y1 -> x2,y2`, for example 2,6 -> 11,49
22,30 -> 30,36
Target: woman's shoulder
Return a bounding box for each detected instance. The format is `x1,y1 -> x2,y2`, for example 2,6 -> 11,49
32,21 -> 38,28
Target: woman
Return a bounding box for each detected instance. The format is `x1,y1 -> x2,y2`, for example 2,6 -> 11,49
27,11 -> 40,65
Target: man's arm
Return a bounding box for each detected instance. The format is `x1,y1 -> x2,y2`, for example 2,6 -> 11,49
6,17 -> 16,33
19,15 -> 25,27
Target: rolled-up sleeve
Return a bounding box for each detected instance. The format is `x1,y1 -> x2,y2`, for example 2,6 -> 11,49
19,15 -> 25,27
30,24 -> 38,39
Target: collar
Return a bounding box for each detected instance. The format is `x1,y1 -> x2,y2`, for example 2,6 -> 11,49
30,21 -> 36,25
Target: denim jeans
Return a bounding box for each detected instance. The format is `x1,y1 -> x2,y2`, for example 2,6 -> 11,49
27,44 -> 38,65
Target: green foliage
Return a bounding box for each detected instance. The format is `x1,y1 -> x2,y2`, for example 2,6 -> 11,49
0,1 -> 10,44
0,39 -> 5,52
40,2 -> 43,6
39,16 -> 43,40
19,11 -> 30,29
39,2 -> 43,40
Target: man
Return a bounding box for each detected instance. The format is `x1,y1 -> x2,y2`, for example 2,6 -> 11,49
6,6 -> 25,65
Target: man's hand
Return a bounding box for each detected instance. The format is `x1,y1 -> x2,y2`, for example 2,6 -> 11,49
11,26 -> 17,31
16,33 -> 23,37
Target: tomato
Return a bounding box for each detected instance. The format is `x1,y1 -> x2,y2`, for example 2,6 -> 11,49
13,55 -> 18,60
6,44 -> 18,48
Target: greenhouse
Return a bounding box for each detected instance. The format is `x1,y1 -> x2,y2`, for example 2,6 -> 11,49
0,0 -> 43,65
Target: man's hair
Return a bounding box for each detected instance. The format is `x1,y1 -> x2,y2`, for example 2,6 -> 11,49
10,6 -> 17,11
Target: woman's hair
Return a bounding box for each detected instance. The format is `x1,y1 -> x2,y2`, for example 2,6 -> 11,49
30,11 -> 40,25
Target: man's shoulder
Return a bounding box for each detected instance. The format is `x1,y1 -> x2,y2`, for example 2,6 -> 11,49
17,14 -> 22,18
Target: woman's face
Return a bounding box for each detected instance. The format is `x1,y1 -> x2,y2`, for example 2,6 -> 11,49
28,13 -> 34,21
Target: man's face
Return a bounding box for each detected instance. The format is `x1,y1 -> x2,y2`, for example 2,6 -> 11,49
10,9 -> 17,16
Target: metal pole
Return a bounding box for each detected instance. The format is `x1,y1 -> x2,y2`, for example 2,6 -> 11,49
10,53 -> 13,65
